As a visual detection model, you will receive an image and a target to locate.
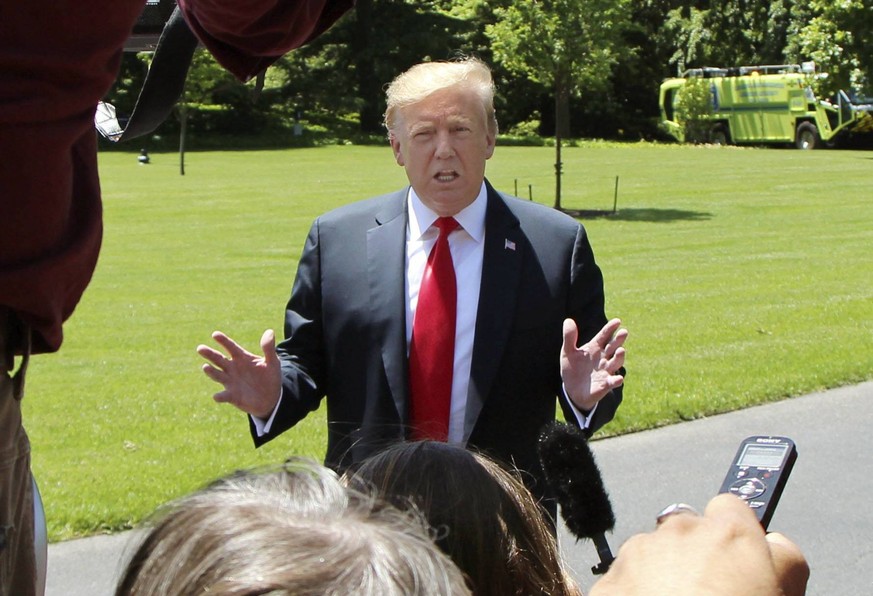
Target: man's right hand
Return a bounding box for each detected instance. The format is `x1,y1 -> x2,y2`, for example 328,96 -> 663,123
196,329 -> 282,419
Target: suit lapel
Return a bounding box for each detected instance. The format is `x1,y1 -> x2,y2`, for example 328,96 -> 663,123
367,191 -> 410,421
464,183 -> 524,442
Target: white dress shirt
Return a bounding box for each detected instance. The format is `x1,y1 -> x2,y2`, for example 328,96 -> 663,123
406,185 -> 486,443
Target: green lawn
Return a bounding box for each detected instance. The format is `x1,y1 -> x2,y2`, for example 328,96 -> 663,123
23,142 -> 873,541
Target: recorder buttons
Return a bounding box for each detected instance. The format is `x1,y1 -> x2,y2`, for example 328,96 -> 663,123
729,478 -> 766,500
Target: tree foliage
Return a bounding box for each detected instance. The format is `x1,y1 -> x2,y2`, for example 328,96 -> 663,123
485,0 -> 631,139
662,1 -> 794,72
271,0 -> 477,134
101,0 -> 873,149
785,0 -> 873,98
674,76 -> 714,142
659,0 -> 871,98
484,0 -> 631,208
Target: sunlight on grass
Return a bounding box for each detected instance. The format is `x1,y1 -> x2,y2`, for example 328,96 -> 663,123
23,143 -> 873,541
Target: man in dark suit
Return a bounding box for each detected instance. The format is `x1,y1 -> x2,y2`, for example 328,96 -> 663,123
198,57 -> 627,509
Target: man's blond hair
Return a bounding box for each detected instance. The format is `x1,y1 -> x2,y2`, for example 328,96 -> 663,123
384,57 -> 498,137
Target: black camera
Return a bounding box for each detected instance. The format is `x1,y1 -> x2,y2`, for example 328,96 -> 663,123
126,0 -> 177,51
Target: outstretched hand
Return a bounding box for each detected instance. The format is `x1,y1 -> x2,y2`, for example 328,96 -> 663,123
589,494 -> 809,596
560,318 -> 627,412
196,329 -> 282,419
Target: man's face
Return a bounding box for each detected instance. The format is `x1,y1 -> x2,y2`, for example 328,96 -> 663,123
390,86 -> 496,216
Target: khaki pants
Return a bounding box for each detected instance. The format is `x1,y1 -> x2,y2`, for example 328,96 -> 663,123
0,310 -> 35,596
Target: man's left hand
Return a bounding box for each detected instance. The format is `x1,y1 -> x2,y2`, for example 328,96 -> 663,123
561,318 -> 627,412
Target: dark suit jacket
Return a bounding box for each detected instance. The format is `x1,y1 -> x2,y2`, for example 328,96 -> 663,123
254,180 -> 622,507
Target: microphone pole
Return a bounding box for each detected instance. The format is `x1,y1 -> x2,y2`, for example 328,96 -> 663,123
538,421 -> 616,575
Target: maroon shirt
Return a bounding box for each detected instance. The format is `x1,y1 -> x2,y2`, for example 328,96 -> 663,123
0,1 -> 352,354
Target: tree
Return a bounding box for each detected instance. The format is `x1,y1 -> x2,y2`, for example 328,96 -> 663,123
485,0 -> 631,209
662,1 -> 795,72
786,0 -> 873,98
274,0 -> 477,134
674,76 -> 714,142
661,5 -> 710,75
585,0 -> 688,141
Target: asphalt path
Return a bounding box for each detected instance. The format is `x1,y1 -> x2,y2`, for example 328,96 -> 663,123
46,381 -> 872,595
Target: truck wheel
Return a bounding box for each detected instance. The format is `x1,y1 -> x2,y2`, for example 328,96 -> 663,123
795,122 -> 819,150
711,125 -> 730,146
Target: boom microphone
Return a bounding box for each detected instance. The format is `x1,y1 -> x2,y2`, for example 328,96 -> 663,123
538,421 -> 616,574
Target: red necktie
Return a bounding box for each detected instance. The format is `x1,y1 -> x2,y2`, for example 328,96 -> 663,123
409,217 -> 459,441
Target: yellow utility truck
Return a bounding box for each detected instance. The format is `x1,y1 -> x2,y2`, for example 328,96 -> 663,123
659,63 -> 870,149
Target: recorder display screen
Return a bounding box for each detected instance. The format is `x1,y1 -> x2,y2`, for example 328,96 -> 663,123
737,444 -> 788,468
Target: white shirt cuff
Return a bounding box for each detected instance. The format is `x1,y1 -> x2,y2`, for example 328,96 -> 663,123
251,390 -> 283,436
563,383 -> 598,429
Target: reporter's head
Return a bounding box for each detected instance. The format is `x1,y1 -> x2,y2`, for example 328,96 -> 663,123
116,458 -> 471,596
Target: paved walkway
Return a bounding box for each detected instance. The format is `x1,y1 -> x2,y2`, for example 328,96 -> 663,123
47,381 -> 873,595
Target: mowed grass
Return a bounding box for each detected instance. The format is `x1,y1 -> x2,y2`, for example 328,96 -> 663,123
23,142 -> 873,541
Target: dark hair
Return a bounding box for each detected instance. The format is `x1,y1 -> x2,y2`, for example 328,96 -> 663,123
345,441 -> 581,596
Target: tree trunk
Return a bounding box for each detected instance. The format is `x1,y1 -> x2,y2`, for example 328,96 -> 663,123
251,71 -> 265,103
178,83 -> 187,176
554,133 -> 563,210
553,79 -> 569,210
179,103 -> 187,176
555,78 -> 572,139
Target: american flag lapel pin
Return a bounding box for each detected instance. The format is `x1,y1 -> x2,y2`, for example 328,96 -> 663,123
504,239 -> 516,251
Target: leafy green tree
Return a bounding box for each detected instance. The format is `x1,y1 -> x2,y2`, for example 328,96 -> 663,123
674,76 -> 714,142
180,49 -> 281,137
103,53 -> 150,117
105,0 -> 873,146
661,1 -> 794,72
589,0 -> 687,140
661,5 -> 710,75
659,1 -> 872,99
485,0 -> 631,208
102,48 -> 282,148
428,0 -> 549,137
786,0 -> 873,98
706,0 -> 792,65
486,0 -> 630,140
105,1 -> 477,143
274,0 -> 476,135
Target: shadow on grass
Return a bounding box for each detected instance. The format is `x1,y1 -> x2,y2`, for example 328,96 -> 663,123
561,207 -> 713,223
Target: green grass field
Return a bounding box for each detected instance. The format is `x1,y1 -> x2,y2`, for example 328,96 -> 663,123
23,141 -> 873,541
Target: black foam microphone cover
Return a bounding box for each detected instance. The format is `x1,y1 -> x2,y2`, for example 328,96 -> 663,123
538,421 -> 616,539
